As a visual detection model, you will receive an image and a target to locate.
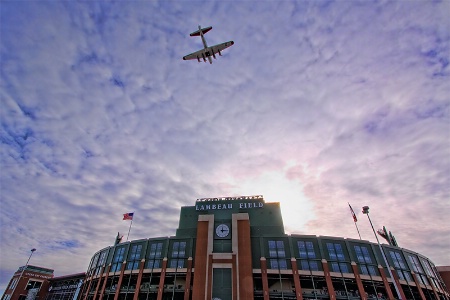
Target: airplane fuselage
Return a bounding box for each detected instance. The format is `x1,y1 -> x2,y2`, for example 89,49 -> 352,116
198,26 -> 212,64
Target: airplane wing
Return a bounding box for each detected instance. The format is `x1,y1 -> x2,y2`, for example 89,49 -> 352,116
182,49 -> 207,61
183,41 -> 234,62
209,41 -> 234,55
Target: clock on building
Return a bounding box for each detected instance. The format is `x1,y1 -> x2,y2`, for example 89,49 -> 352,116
215,224 -> 230,238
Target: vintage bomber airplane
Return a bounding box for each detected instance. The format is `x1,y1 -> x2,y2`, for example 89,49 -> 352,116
182,25 -> 234,64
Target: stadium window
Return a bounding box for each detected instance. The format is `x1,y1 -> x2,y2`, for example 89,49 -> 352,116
126,244 -> 142,270
26,280 -> 42,290
354,245 -> 373,264
90,253 -> 100,271
147,242 -> 163,269
389,250 -> 413,281
298,241 -> 317,259
170,241 -> 186,268
10,278 -> 19,290
297,240 -> 319,271
330,262 -> 350,273
326,242 -> 346,261
111,247 -> 125,272
327,242 -> 351,274
268,240 -> 287,270
129,244 -> 142,260
389,251 -> 406,269
95,251 -> 107,275
354,245 -> 377,276
407,254 -> 429,285
300,260 -> 319,271
126,261 -> 140,270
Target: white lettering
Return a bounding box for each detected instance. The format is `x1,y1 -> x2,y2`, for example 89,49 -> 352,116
196,201 -> 263,211
24,273 -> 52,279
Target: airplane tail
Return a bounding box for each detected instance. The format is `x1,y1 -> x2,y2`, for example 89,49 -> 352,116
190,26 -> 212,37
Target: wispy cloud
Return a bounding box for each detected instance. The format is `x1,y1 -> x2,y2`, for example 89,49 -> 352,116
1,0 -> 449,294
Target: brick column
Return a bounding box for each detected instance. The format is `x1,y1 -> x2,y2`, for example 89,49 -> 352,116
207,255 -> 213,300
98,264 -> 111,300
321,259 -> 336,300
377,265 -> 395,300
92,266 -> 106,300
82,272 -> 94,300
133,259 -> 146,300
156,258 -> 168,300
389,267 -> 406,300
427,276 -> 440,300
350,262 -> 367,300
236,217 -> 254,299
261,257 -> 270,300
410,272 -> 426,300
291,258 -> 303,300
113,262 -> 127,300
232,254 -> 238,300
183,257 -> 193,300
191,215 -> 213,300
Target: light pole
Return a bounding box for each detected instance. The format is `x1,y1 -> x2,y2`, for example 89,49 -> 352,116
9,248 -> 36,300
362,206 -> 402,300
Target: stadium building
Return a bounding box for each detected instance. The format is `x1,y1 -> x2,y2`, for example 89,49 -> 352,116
45,273 -> 85,300
2,265 -> 54,300
78,196 -> 449,300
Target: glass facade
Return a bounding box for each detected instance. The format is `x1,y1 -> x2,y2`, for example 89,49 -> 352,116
80,235 -> 448,300
326,242 -> 350,273
389,250 -> 413,281
126,244 -> 142,270
297,240 -> 319,271
146,242 -> 163,269
408,254 -> 429,285
268,240 -> 287,270
354,245 -> 377,276
111,247 -> 125,273
169,241 -> 186,268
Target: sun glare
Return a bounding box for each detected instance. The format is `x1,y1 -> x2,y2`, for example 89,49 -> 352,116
227,170 -> 314,234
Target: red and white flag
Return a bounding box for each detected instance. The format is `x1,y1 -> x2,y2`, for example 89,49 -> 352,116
348,203 -> 357,222
123,212 -> 134,220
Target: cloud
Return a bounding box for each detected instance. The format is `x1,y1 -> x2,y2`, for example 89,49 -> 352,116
1,0 -> 449,294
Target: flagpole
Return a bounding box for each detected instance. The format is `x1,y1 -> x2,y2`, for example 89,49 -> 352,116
354,219 -> 362,240
126,218 -> 133,242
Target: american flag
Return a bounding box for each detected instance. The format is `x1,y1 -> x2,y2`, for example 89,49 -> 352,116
123,212 -> 134,220
348,203 -> 357,222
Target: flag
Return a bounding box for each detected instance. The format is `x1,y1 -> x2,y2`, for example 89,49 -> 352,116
348,203 -> 357,222
123,212 -> 134,220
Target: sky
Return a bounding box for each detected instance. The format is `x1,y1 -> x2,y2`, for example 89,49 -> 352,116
1,0 -> 449,295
